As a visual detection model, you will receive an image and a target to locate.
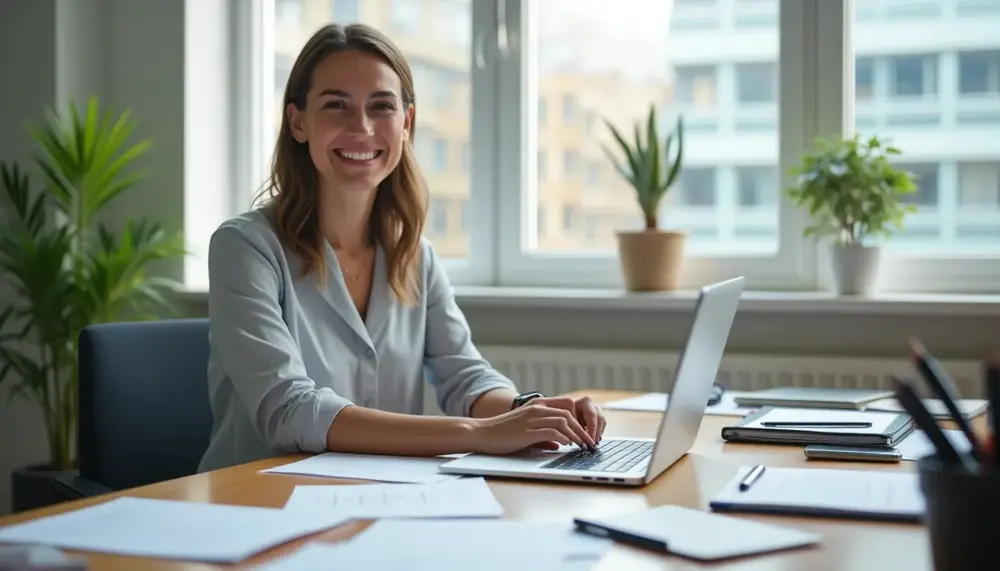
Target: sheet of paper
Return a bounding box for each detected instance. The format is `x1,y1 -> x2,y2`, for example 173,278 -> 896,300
711,466 -> 924,520
0,497 -> 349,563
866,397 -> 989,419
260,452 -> 461,484
576,505 -> 819,561
253,520 -> 611,571
743,408 -> 899,433
894,429 -> 972,461
283,477 -> 504,518
603,391 -> 755,416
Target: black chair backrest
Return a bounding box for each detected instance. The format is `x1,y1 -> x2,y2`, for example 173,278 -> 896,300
78,318 -> 213,491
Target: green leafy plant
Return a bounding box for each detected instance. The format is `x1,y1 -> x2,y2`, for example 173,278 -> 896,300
785,134 -> 918,246
603,104 -> 684,230
0,97 -> 186,471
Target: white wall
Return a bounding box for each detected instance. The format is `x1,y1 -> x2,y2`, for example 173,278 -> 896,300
0,0 -> 189,515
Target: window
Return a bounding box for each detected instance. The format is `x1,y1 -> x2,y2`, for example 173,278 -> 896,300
959,162 -> 1000,206
736,167 -> 778,207
888,55 -> 937,97
856,57 -> 875,100
675,66 -> 717,107
331,0 -> 359,22
736,62 -> 777,103
216,1 -> 1000,294
959,50 -> 1000,95
390,0 -> 421,34
851,3 -> 1000,288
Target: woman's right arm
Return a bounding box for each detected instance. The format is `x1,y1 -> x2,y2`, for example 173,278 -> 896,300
210,222 -> 587,457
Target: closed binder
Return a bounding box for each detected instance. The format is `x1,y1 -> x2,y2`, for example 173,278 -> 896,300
721,406 -> 915,447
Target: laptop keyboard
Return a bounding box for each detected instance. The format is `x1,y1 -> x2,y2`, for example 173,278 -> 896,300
541,439 -> 654,472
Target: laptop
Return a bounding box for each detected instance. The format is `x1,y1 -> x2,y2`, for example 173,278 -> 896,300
438,276 -> 745,487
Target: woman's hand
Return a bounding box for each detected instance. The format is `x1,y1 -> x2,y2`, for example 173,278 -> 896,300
524,395 -> 606,445
469,403 -> 599,455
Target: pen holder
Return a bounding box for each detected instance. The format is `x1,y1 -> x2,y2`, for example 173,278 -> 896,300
918,454 -> 1000,571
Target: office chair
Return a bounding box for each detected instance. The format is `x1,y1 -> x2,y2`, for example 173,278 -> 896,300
54,318 -> 214,499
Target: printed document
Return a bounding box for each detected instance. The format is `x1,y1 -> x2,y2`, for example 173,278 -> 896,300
0,497 -> 348,563
252,519 -> 611,571
260,452 -> 460,484
282,477 -> 503,518
710,466 -> 925,521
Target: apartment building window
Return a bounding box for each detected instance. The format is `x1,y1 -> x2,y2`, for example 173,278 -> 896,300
959,50 -> 1000,94
889,55 -> 937,97
563,151 -> 580,181
736,63 -> 777,103
959,162 -> 1000,206
428,198 -> 448,236
433,138 -> 448,172
678,168 -> 716,206
538,99 -> 547,125
274,54 -> 292,93
331,0 -> 359,22
675,66 -> 717,107
856,57 -> 875,100
562,205 -> 577,231
537,150 -> 547,180
390,0 -> 421,34
899,163 -> 940,206
736,167 -> 778,207
562,94 -> 577,124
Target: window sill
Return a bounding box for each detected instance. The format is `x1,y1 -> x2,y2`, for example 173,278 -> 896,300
175,286 -> 1000,316
451,286 -> 1000,317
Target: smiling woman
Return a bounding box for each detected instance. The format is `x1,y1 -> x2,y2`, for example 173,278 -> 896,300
198,23 -> 606,473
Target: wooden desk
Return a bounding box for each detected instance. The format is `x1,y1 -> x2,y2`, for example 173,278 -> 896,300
0,390 -> 957,570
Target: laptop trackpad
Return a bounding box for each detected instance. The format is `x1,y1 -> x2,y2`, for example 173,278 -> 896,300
446,447 -> 575,470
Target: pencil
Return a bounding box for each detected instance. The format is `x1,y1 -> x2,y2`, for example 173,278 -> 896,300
987,348 -> 1000,465
908,338 -> 984,464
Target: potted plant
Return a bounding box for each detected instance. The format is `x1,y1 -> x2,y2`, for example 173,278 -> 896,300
603,104 -> 686,291
0,98 -> 186,512
785,134 -> 917,296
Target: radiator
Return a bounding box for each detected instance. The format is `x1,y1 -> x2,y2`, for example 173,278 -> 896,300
423,345 -> 985,414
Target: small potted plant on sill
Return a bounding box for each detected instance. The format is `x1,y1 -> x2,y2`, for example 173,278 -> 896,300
0,98 -> 186,512
785,133 -> 917,296
603,104 -> 686,291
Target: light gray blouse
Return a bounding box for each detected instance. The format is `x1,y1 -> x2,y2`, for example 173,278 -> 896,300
197,208 -> 518,472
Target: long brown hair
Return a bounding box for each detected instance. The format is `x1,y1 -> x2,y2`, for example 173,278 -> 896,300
255,23 -> 426,305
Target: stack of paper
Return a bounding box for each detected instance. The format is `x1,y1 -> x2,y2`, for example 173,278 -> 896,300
0,497 -> 349,563
253,520 -> 612,570
283,477 -> 504,519
260,452 -> 460,484
603,391 -> 756,416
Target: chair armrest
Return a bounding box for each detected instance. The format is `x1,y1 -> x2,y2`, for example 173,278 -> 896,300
52,474 -> 114,499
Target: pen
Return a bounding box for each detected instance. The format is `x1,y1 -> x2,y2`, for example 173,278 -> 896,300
739,464 -> 766,491
761,422 -> 873,428
987,349 -> 1000,465
909,338 -> 984,463
892,376 -> 975,471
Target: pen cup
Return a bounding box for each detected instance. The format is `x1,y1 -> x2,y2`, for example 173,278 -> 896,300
917,454 -> 1000,571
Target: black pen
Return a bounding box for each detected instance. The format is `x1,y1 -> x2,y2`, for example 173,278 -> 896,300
739,464 -> 766,491
893,376 -> 975,471
761,422 -> 872,428
909,338 -> 984,463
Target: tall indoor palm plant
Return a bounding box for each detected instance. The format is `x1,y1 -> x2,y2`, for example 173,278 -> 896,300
0,98 -> 186,503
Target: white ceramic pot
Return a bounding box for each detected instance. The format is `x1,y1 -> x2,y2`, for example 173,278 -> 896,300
830,243 -> 882,296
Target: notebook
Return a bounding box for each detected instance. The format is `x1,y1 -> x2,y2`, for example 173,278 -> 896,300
733,387 -> 893,410
720,407 -> 914,447
709,466 -> 925,522
573,505 -> 820,561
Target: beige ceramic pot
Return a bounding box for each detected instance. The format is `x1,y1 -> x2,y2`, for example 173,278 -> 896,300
616,230 -> 687,291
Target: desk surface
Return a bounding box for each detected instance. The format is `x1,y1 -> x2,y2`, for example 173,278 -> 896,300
0,390 -> 963,570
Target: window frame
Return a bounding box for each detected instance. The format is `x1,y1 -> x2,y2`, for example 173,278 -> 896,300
495,0 -> 818,289
213,0 -> 1000,295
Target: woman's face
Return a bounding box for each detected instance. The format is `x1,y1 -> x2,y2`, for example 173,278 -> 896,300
288,49 -> 413,195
